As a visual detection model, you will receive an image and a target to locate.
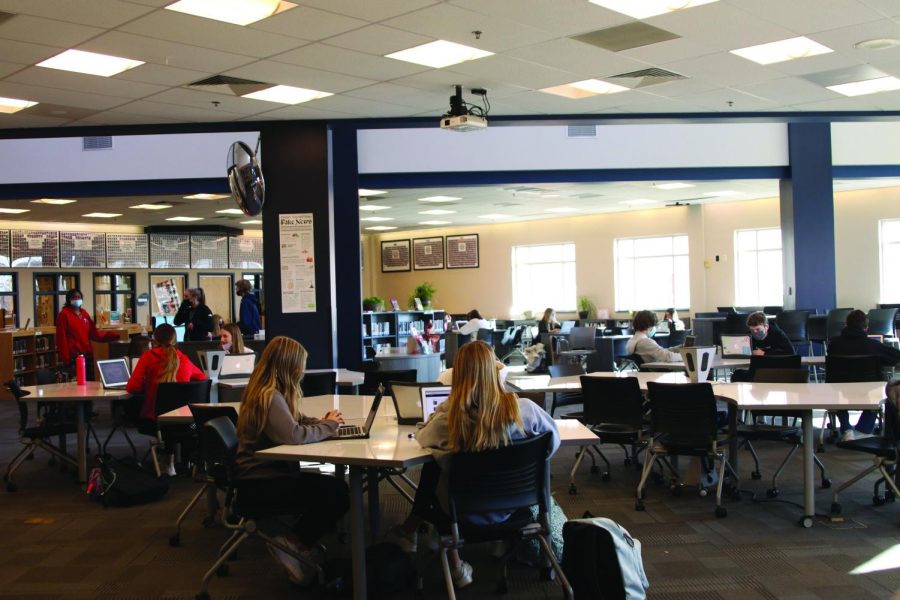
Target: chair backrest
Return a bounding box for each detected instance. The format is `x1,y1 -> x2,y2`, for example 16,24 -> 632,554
752,368 -> 809,383
646,382 -> 718,445
580,376 -> 644,428
568,326 -> 596,351
825,355 -> 883,383
301,371 -> 337,397
826,308 -> 854,340
721,313 -> 749,340
445,433 -> 552,521
4,380 -> 29,430
763,305 -> 783,316
695,312 -> 726,319
777,310 -> 809,342
476,328 -> 494,343
361,368 -> 417,395
749,354 -> 801,371
717,306 -> 737,314
202,416 -> 239,478
667,329 -> 686,347
549,362 -> 586,378
867,308 -> 897,337
885,382 -> 900,443
35,368 -> 56,385
189,403 -> 238,427
177,340 -> 224,369
155,379 -> 212,417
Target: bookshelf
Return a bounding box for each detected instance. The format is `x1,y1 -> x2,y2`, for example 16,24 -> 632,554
361,310 -> 447,359
0,327 -> 59,400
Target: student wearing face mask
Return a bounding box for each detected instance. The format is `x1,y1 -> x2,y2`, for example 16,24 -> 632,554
746,311 -> 794,356
220,323 -> 251,355
174,287 -> 214,342
55,289 -> 120,380
625,310 -> 681,364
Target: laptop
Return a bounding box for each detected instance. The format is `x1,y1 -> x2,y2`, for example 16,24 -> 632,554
721,334 -> 752,358
655,320 -> 670,334
421,386 -> 451,422
331,387 -> 384,440
97,358 -> 131,389
560,320 -> 576,334
218,353 -> 256,379
391,382 -> 442,425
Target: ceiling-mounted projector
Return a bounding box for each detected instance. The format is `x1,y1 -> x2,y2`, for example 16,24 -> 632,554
440,85 -> 489,132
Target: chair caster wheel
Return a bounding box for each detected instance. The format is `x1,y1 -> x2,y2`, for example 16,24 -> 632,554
601,473 -> 610,482
6,482 -> 17,492
751,471 -> 761,480
799,516 -> 814,528
821,478 -> 831,489
568,484 -> 577,495
830,502 -> 842,515
698,488 -> 708,498
216,563 -> 229,577
169,534 -> 180,547
590,465 -> 599,475
539,567 -> 555,582
635,499 -> 645,511
715,506 -> 727,518
885,489 -> 896,502
873,496 -> 886,507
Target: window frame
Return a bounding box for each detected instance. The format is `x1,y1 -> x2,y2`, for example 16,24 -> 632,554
92,272 -> 137,325
734,227 -> 784,307
0,272 -> 18,327
613,234 -> 690,312
33,272 -> 80,328
511,242 -> 577,315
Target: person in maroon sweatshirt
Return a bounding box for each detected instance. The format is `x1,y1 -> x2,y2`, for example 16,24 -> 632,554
55,289 -> 119,380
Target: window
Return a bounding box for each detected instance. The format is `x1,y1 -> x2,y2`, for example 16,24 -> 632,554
93,273 -> 136,325
34,273 -> 79,327
512,243 -> 576,315
734,228 -> 783,306
614,235 -> 689,311
0,273 -> 17,327
879,220 -> 900,302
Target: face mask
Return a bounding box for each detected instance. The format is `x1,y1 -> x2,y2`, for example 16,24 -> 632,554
751,329 -> 767,341
222,342 -> 232,352
71,299 -> 83,309
648,327 -> 657,337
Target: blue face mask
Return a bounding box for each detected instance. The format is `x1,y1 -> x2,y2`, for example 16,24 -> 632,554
751,329 -> 767,341
71,299 -> 83,309
648,327 -> 657,337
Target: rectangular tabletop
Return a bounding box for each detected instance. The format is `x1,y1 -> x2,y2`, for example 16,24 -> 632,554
640,355 -> 824,371
217,368 -> 364,389
506,371 -> 688,393
19,381 -> 130,401
157,394 -> 384,425
710,381 -> 885,411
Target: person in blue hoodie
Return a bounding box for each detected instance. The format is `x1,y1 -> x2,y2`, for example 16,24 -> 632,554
235,279 -> 261,335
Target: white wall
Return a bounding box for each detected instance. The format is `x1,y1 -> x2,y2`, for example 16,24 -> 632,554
832,122 -> 900,166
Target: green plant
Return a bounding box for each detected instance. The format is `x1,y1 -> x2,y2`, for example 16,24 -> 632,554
577,295 -> 597,319
409,282 -> 436,309
362,296 -> 385,311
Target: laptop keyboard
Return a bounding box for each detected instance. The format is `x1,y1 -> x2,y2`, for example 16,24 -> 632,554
335,425 -> 363,438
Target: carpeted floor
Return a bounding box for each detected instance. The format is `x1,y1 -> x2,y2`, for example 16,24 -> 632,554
1,399 -> 898,600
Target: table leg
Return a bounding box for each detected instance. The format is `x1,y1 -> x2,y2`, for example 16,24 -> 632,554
727,402 -> 739,475
76,402 -> 87,484
348,466 -> 367,600
800,410 -> 815,527
367,466 -> 380,539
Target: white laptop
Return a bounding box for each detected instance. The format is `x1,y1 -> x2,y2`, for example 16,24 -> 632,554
97,358 -> 131,389
721,334 -> 752,358
219,353 -> 256,379
391,382 -> 442,425
560,321 -> 576,334
421,386 -> 451,422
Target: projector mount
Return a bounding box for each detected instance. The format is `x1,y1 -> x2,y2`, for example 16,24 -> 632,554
443,85 -> 490,119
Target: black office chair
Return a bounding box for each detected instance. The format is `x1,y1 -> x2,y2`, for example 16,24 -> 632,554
666,328 -> 687,348
564,376 -> 649,494
637,382 -> 738,517
615,352 -> 644,372
139,379 -> 213,477
476,328 -> 494,351
737,368 -> 829,498
360,368 -> 417,396
820,355 -> 884,448
170,404 -> 239,547
195,417 -> 323,598
301,371 -> 337,396
3,380 -> 78,492
547,363 -> 585,417
720,313 -> 749,339
747,354 -> 802,381
830,382 -> 899,521
777,310 -> 811,356
717,306 -> 737,314
432,433 -> 572,600
868,308 -> 898,342
763,306 -> 783,317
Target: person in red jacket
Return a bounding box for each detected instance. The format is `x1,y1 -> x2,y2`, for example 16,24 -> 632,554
55,289 -> 120,380
127,323 -> 207,475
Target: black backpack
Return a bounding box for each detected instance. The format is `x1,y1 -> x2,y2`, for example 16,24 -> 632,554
87,455 -> 169,508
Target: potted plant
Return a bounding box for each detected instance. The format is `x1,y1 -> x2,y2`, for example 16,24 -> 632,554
362,296 -> 385,312
409,282 -> 436,309
577,295 -> 596,320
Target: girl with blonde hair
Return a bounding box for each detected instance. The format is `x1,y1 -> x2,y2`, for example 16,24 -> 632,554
389,341 -> 560,589
235,336 -> 349,586
219,322 -> 247,355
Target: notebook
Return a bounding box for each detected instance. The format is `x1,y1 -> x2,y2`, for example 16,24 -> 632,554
721,334 -> 752,358
331,388 -> 384,440
218,353 -> 255,379
97,358 -> 131,389
421,386 -> 451,422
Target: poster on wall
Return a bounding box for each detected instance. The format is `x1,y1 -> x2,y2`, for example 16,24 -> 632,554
381,239 -> 411,272
413,236 -> 444,270
279,213 -> 317,313
154,278 -> 181,315
446,234 -> 479,269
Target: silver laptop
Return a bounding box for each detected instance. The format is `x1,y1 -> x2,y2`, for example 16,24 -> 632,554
391,382 -> 442,425
421,386 -> 451,422
721,334 -> 752,358
97,358 -> 131,389
219,353 -> 255,379
560,320 -> 576,334
332,387 -> 384,440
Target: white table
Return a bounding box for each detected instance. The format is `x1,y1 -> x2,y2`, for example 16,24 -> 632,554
506,371 -> 689,394
641,355 -> 825,371
19,382 -> 130,483
216,368 -> 365,390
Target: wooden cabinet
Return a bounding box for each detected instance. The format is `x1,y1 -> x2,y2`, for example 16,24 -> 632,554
0,327 -> 59,400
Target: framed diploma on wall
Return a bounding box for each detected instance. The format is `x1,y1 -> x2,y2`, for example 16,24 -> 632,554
412,236 -> 444,270
446,234 -> 479,269
381,239 -> 411,272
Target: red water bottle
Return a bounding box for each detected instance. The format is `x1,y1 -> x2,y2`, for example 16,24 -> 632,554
75,354 -> 86,385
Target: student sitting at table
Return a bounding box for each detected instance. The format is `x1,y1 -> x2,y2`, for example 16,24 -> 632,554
662,308 -> 685,332
457,309 -> 491,340
219,323 -> 250,355
746,311 -> 794,355
626,310 -> 680,364
235,336 -> 349,586
127,324 -> 207,476
538,307 -> 561,334
827,309 -> 900,441
388,340 -> 559,589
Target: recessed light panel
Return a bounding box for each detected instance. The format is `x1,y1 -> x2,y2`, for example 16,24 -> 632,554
588,0 -> 718,19
419,209 -> 456,215
0,96 -> 38,114
242,85 -> 332,104
541,79 -> 629,99
386,40 -> 493,69
0,207 -> 29,214
216,208 -> 245,214
365,226 -> 397,231
166,216 -> 203,222
827,76 -> 900,97
131,203 -> 173,210
358,189 -> 387,197
165,0 -> 296,26
241,219 -> 262,225
478,214 -> 511,219
545,207 -> 579,213
418,196 -> 461,203
730,36 -> 832,65
37,49 -> 144,77
31,198 -> 75,205
654,182 -> 694,190
83,212 -> 121,218
184,193 -> 229,200
360,216 -> 394,222
359,205 -> 391,211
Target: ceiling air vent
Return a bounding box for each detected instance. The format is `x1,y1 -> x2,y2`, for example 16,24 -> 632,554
609,67 -> 688,89
187,75 -> 270,96
83,136 -> 112,151
567,125 -> 597,138
0,11 -> 15,26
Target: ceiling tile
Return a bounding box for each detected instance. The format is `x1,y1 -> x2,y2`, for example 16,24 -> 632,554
449,0 -> 629,35
390,71 -> 529,99
140,87 -> 273,115
0,14 -> 105,47
0,60 -> 25,78
285,93 -> 416,117
296,0 -> 439,22
7,66 -> 168,100
0,81 -> 131,110
250,6 -> 368,40
724,0 -> 883,35
249,103 -> 360,120
0,39 -> 62,64
858,0 -> 900,17
272,43 -> 428,79
342,82 -> 449,110
505,38 -> 651,80
225,59 -> 376,93
683,87 -> 780,112
115,62 -> 212,87
0,112 -> 71,128
791,96 -> 883,110
651,2 -> 795,51
0,0 -> 155,28
324,24 -> 432,55
443,55 -> 581,90
104,98 -> 249,121
82,31 -> 257,73
663,52 -> 783,88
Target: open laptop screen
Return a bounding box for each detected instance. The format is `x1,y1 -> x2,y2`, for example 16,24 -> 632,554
421,386 -> 451,421
219,353 -> 256,378
97,358 -> 130,388
721,334 -> 752,357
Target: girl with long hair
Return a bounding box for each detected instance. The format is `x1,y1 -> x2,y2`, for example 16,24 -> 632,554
235,336 -> 349,586
219,323 -> 247,355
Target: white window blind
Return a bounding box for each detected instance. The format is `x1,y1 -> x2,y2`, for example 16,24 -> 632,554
512,243 -> 576,315
614,235 -> 689,311
734,228 -> 783,306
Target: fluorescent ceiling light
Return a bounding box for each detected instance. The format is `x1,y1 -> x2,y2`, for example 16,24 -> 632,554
166,216 -> 203,222
241,219 -> 262,225
0,208 -> 29,214
478,213 -> 511,219
360,216 -> 394,222
358,189 -> 387,197
165,0 -> 296,26
0,96 -> 38,114
419,209 -> 456,215
619,199 -> 657,206
216,208 -> 245,214
654,182 -> 694,190
184,193 -> 229,200
418,195 -> 461,203
419,220 -> 452,225
359,204 -> 391,211
827,76 -> 900,97
545,207 -> 579,213
131,203 -> 173,210
588,0 -> 718,19
83,212 -> 121,218
540,79 -> 629,99
730,36 -> 833,65
365,226 -> 397,231
31,198 -> 75,205
37,49 -> 144,77
242,85 -> 332,104
386,40 -> 493,69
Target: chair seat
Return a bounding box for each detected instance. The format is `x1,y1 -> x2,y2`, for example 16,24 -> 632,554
591,424 -> 649,441
23,423 -> 76,438
653,433 -> 730,455
737,424 -> 801,442
445,507 -> 536,544
835,436 -> 898,457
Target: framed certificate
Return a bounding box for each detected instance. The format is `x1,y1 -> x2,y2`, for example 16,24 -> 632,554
381,239 -> 411,272
446,234 -> 479,269
413,236 -> 444,270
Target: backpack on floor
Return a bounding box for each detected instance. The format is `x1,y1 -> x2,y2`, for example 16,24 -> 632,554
561,515 -> 649,600
87,455 -> 169,508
